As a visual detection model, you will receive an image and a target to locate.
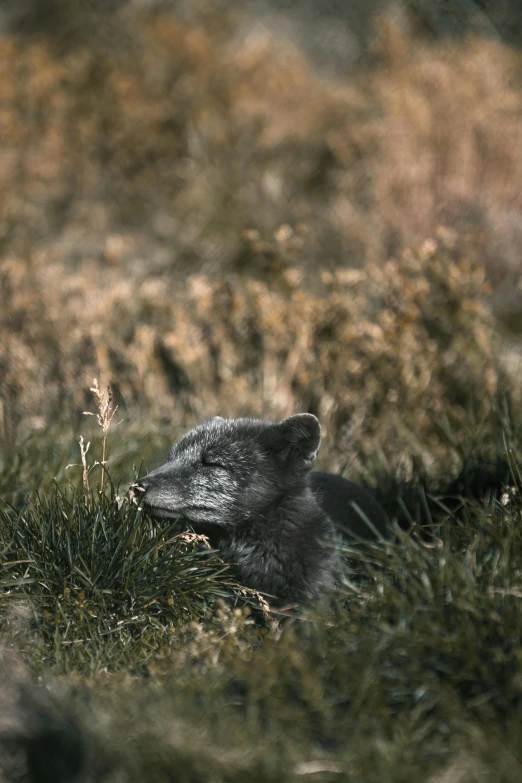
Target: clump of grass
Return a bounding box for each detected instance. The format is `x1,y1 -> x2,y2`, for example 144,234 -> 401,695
0,485 -> 252,673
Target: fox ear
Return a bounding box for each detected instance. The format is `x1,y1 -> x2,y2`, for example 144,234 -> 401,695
275,413 -> 321,467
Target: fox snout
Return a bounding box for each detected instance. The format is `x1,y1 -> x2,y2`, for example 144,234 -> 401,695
137,455 -> 181,485
135,473 -> 154,492
134,464 -> 185,519
135,465 -> 168,494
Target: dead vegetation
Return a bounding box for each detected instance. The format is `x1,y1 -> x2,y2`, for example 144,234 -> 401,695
0,219 -> 511,484
2,8 -> 522,477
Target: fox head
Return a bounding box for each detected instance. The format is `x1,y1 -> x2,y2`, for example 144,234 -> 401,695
136,414 -> 321,526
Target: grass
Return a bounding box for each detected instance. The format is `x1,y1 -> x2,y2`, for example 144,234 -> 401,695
2,443 -> 522,780
2,380 -> 522,781
0,487 -> 248,673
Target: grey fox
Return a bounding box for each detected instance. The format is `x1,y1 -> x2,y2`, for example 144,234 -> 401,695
137,414 -> 390,605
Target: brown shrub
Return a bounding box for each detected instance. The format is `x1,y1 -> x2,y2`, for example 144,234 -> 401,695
0,11 -> 521,275
0,9 -> 520,477
0,227 -> 507,478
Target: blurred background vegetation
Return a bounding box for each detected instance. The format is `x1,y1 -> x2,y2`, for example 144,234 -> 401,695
3,0 -> 522,492
3,1 -> 522,780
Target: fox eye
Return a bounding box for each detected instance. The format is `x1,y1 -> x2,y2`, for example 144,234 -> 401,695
201,454 -> 226,469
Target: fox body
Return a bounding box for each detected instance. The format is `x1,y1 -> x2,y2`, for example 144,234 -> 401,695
137,414 -> 389,605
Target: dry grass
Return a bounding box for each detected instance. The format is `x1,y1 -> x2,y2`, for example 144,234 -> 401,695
0,221 -> 510,487
0,8 -> 521,469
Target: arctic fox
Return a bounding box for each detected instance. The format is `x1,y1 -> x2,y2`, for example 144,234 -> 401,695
137,414 -> 389,605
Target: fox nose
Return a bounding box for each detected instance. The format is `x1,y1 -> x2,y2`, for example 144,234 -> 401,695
135,475 -> 152,492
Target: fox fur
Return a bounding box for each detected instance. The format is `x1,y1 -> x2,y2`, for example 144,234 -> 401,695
137,414 -> 390,605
